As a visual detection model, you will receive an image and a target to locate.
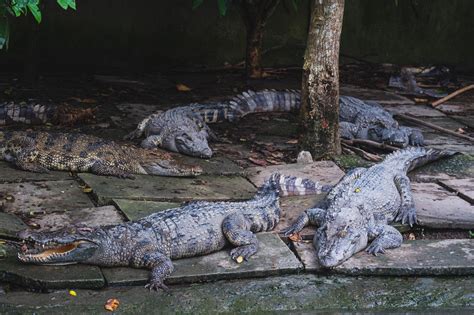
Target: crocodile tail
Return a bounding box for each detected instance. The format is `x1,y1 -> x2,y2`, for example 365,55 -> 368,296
227,89 -> 301,121
262,172 -> 332,196
406,148 -> 458,172
0,102 -> 57,126
384,147 -> 458,172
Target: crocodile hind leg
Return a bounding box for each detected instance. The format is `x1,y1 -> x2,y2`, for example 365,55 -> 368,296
131,248 -> 174,292
90,161 -> 135,179
366,224 -> 403,255
222,213 -> 259,262
394,174 -> 417,226
281,208 -> 326,236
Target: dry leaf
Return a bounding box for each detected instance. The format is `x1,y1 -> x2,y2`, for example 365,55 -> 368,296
82,187 -> 93,193
248,157 -> 267,166
69,290 -> 77,297
288,233 -> 302,242
104,298 -> 120,312
408,233 -> 416,240
236,256 -> 244,264
286,139 -> 298,144
457,128 -> 466,134
176,83 -> 192,92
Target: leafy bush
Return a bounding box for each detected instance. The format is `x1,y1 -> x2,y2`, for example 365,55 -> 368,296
0,0 -> 76,49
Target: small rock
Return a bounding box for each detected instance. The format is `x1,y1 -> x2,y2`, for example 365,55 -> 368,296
297,151 -> 313,164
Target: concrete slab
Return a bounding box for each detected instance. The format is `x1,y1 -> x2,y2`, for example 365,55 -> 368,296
0,181 -> 94,222
0,161 -> 70,183
412,182 -> 474,229
0,246 -> 105,290
0,212 -> 27,239
78,174 -> 256,205
439,178 -> 474,204
101,233 -> 302,286
451,115 -> 474,128
112,199 -> 180,221
31,205 -> 125,232
294,239 -> 474,276
340,85 -> 415,105
2,275 -> 473,314
175,156 -> 245,176
246,161 -> 345,188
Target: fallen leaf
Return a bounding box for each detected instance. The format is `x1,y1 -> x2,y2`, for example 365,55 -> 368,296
104,298 -> 120,312
265,158 -> 281,165
236,256 -> 244,264
408,233 -> 416,241
248,157 -> 267,166
286,139 -> 298,144
176,83 -> 192,92
69,290 -> 77,297
82,186 -> 93,193
414,98 -> 428,103
288,233 -> 302,242
457,128 -> 466,134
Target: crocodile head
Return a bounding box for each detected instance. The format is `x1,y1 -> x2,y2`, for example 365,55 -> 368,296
17,227 -> 102,265
315,207 -> 368,267
369,127 -> 409,147
174,130 -> 213,159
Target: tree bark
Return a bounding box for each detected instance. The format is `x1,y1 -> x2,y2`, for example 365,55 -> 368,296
240,0 -> 280,79
299,0 -> 344,159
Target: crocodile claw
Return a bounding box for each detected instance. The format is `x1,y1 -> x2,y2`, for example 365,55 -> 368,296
230,244 -> 257,262
145,281 -> 170,293
395,206 -> 417,227
281,224 -> 304,237
366,243 -> 386,256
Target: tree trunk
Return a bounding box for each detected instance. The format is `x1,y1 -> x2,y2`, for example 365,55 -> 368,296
240,0 -> 280,79
299,0 -> 344,159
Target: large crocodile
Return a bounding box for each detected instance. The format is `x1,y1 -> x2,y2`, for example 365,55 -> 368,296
0,102 -> 95,126
282,147 -> 455,267
126,90 -> 423,158
0,131 -> 201,178
18,173 -> 331,290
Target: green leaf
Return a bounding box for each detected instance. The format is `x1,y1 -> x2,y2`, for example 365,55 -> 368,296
57,0 -> 76,10
0,15 -> 9,50
27,2 -> 42,23
192,0 -> 204,10
217,0 -> 227,16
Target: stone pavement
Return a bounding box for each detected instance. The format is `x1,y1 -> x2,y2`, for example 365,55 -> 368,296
0,85 -> 473,312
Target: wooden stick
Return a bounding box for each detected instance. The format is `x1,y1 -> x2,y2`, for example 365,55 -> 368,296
431,84 -> 474,107
396,113 -> 474,142
342,142 -> 382,162
341,139 -> 399,151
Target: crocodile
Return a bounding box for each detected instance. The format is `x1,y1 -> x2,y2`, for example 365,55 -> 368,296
0,131 -> 201,178
125,90 -> 423,158
0,102 -> 95,126
17,173 -> 331,290
282,147 -> 455,267
125,89 -> 301,158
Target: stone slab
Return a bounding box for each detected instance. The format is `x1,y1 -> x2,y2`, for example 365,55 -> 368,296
112,199 -> 180,221
31,205 -> 125,232
2,275 -> 474,313
101,233 -> 302,286
0,161 -> 70,183
0,180 -> 94,220
451,115 -> 474,129
175,156 -> 245,176
246,161 -> 345,188
294,239 -> 474,276
340,85 -> 415,105
0,246 -> 105,290
0,212 -> 27,239
384,104 -> 447,117
439,178 -> 474,204
78,174 -> 256,205
412,182 -> 474,229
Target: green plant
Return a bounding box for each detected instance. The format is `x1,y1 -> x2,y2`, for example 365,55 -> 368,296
0,0 -> 76,49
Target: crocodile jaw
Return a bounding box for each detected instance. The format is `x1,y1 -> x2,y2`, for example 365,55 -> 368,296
18,240 -> 97,265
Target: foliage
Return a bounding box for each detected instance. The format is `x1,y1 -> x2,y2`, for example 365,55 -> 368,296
0,0 -> 76,49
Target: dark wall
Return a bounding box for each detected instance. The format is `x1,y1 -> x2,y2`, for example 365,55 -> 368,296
1,0 -> 473,73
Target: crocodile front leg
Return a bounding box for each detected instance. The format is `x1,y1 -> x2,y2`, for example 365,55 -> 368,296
394,174 -> 417,226
366,224 -> 403,255
222,213 -> 260,262
131,249 -> 174,292
281,208 -> 326,236
140,134 -> 164,149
